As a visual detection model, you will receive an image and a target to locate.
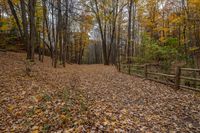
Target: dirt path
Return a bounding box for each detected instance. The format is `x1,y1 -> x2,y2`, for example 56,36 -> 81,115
0,52 -> 200,132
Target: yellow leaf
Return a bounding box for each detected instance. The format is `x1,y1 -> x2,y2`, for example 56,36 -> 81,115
31,126 -> 39,133
7,105 -> 15,112
31,130 -> 39,133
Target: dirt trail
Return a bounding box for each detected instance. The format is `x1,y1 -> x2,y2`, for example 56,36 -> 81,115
0,52 -> 200,132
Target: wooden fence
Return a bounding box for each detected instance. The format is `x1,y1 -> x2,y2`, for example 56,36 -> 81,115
120,64 -> 200,91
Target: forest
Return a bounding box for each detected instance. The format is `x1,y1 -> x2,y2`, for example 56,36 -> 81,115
0,0 -> 200,132
0,0 -> 200,67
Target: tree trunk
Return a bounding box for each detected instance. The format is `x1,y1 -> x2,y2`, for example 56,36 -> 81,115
62,0 -> 69,67
28,0 -> 37,61
20,0 -> 30,59
127,0 -> 133,74
94,0 -> 109,65
7,0 -> 23,37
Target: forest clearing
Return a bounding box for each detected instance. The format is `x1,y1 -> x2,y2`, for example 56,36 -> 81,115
0,52 -> 200,132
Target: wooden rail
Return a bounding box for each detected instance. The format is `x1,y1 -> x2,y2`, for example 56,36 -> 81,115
180,76 -> 200,82
131,69 -> 144,73
147,72 -> 175,78
120,64 -> 200,91
181,68 -> 200,72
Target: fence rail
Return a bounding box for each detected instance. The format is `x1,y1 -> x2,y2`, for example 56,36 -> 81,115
147,72 -> 175,78
120,64 -> 200,91
181,68 -> 200,72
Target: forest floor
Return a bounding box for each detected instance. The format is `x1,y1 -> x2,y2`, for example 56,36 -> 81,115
0,52 -> 200,133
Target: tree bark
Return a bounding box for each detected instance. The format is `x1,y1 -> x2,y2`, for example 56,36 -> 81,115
127,0 -> 133,74
20,0 -> 30,59
28,0 -> 37,61
7,0 -> 23,37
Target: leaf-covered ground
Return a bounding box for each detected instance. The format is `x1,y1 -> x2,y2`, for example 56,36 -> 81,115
0,52 -> 200,133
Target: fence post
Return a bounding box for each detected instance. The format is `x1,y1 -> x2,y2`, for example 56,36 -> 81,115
175,66 -> 181,89
144,64 -> 148,79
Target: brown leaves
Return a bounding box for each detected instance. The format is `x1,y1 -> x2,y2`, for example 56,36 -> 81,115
1,52 -> 200,132
31,126 -> 39,133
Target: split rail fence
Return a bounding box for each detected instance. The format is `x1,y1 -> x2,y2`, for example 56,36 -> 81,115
120,64 -> 200,91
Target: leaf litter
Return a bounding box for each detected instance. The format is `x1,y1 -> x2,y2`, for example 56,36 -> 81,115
0,52 -> 200,132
